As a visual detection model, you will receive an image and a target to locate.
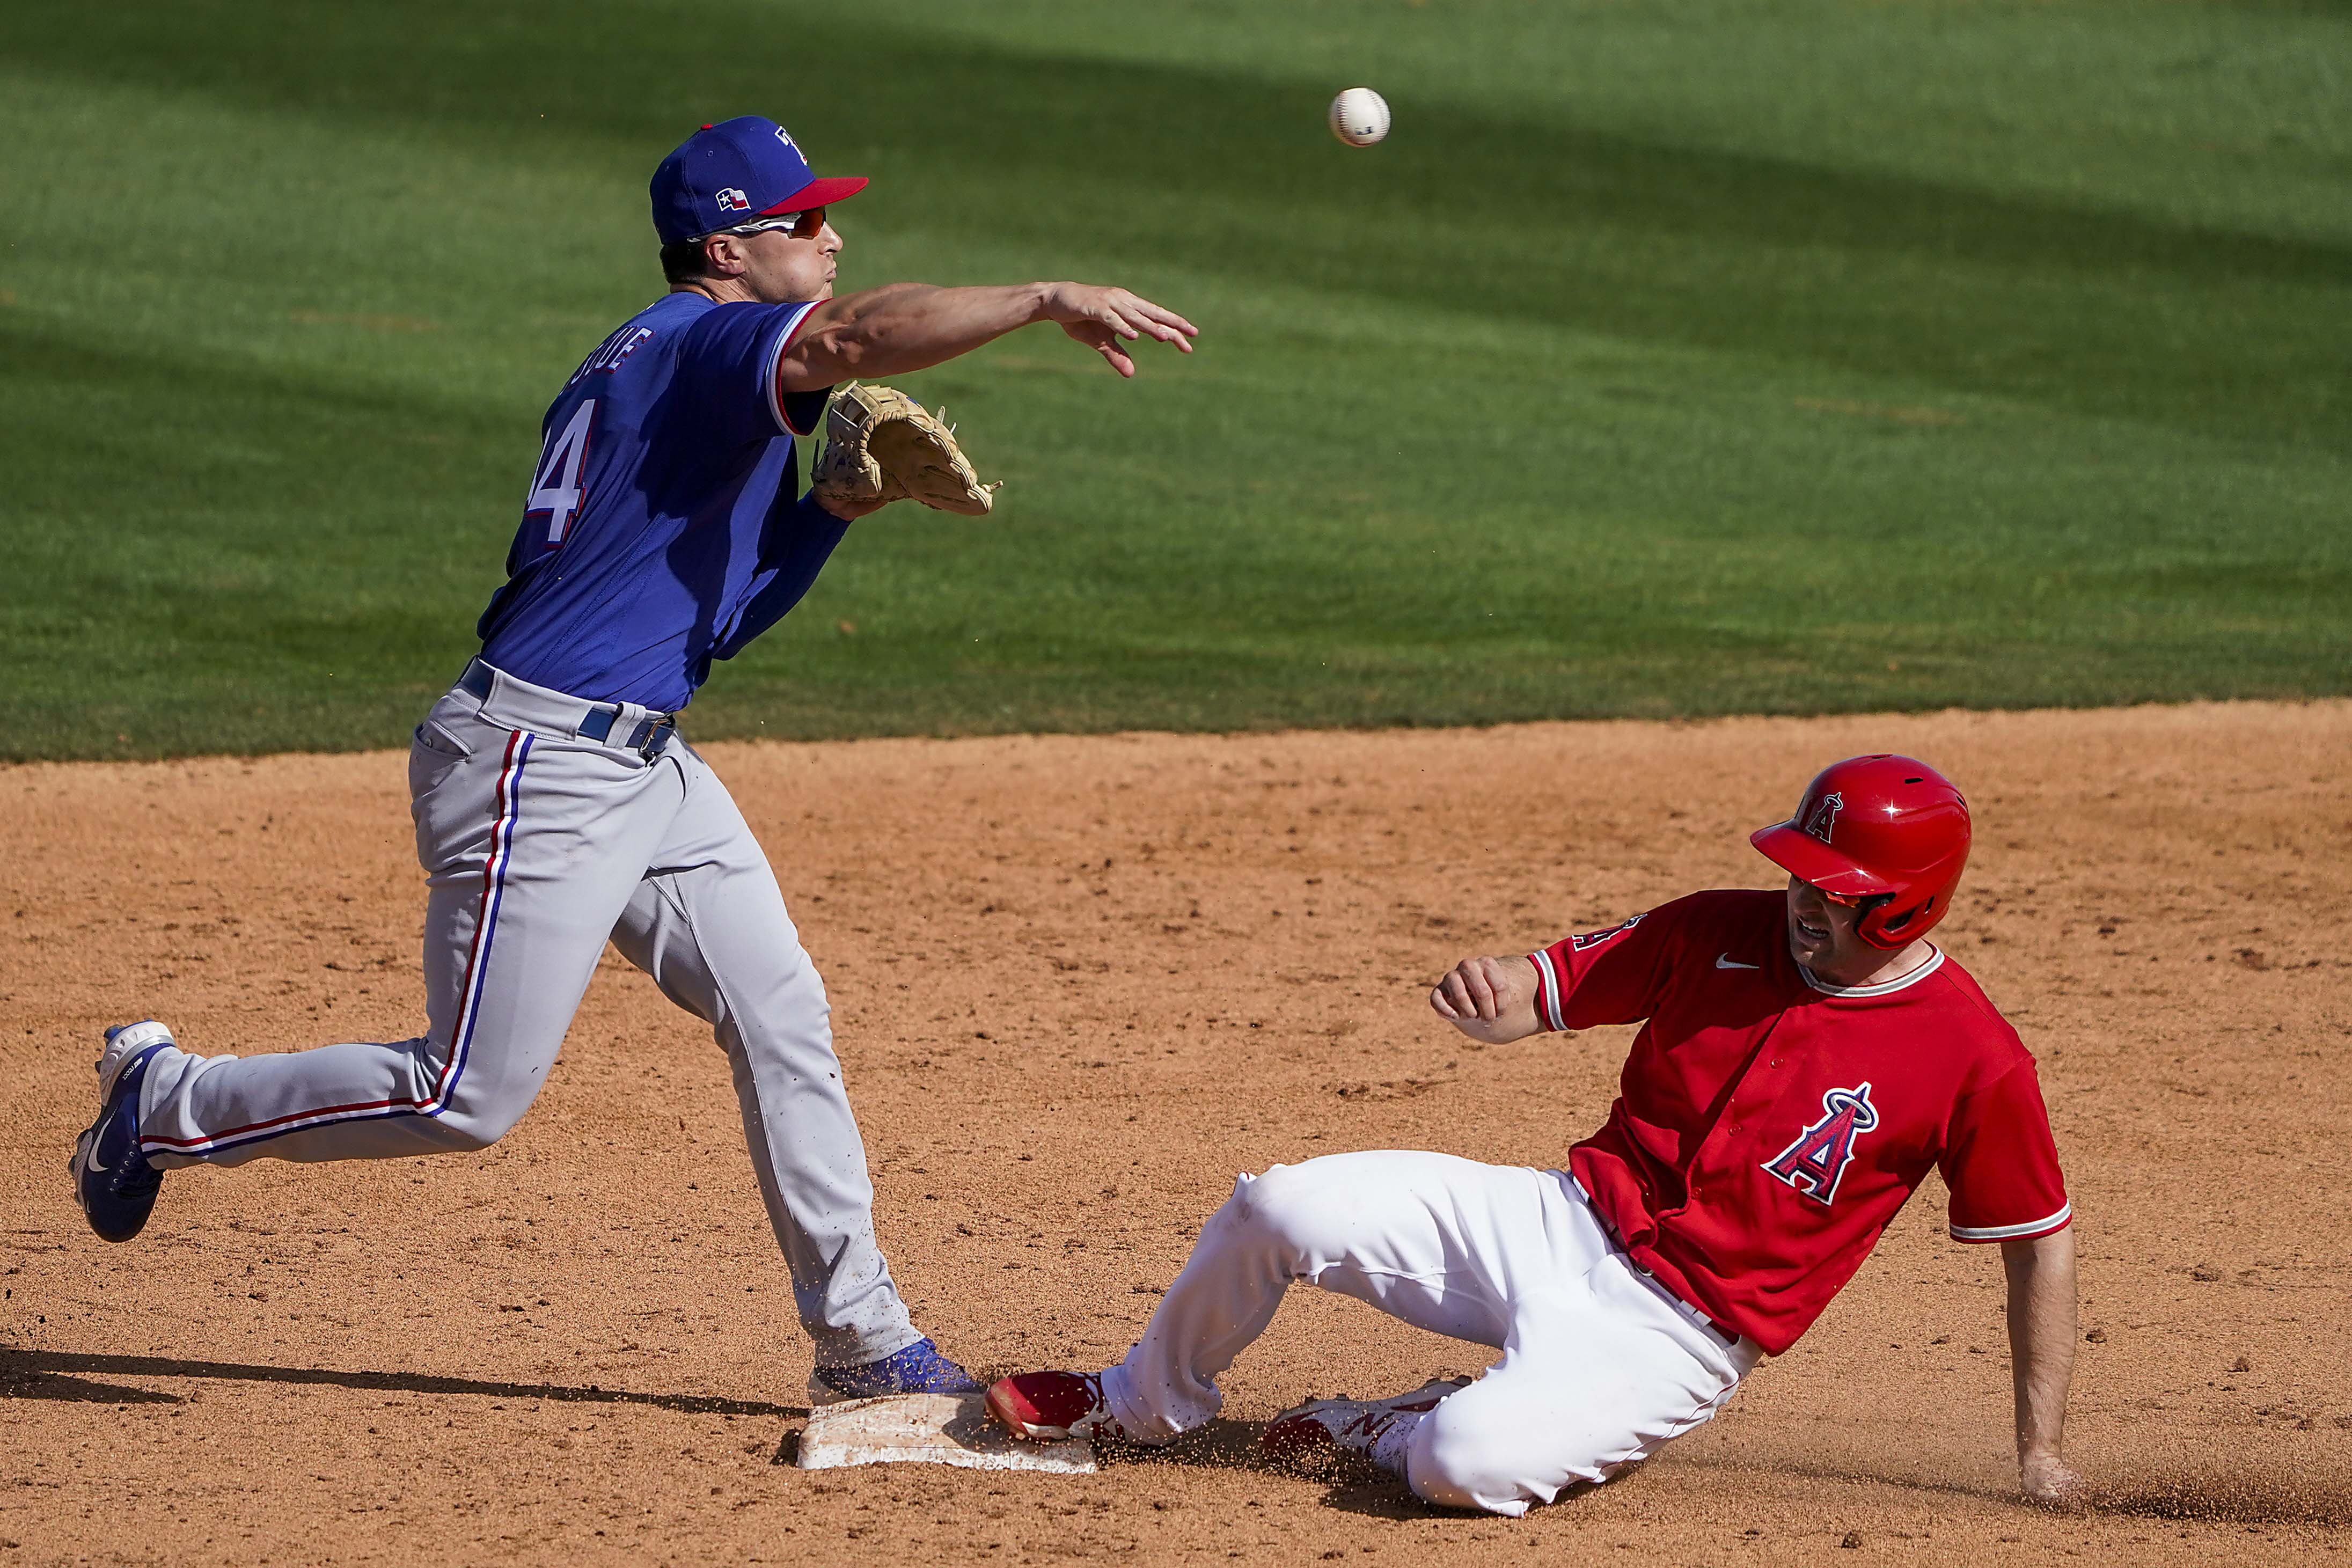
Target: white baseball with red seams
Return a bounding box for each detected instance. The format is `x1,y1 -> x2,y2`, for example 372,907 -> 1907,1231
1329,87 -> 1390,147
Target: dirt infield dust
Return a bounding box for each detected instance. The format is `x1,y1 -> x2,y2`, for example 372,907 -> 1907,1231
5,701 -> 2349,1565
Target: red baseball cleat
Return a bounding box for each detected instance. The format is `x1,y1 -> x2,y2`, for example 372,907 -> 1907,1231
1261,1376 -> 1470,1469
986,1371 -> 1130,1442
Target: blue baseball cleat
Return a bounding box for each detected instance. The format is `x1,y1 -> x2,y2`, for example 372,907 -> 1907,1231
809,1336 -> 984,1405
69,1021 -> 176,1243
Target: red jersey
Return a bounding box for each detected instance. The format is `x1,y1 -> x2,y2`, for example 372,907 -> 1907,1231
1533,890 -> 2069,1356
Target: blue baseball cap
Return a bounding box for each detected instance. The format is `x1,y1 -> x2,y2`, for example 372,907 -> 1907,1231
650,116 -> 868,245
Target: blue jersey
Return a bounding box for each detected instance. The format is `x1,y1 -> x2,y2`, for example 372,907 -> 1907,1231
477,292 -> 847,712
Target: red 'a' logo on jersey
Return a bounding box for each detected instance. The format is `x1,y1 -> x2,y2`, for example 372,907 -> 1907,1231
1761,1082 -> 1879,1206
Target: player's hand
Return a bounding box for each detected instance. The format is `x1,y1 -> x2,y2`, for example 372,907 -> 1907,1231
1041,283 -> 1197,377
1428,955 -> 1541,1044
2018,1447 -> 2086,1511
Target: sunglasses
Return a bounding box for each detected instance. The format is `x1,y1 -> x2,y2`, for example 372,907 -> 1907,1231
716,206 -> 828,241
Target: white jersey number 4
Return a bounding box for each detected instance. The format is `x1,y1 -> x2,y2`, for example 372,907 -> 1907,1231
525,400 -> 595,544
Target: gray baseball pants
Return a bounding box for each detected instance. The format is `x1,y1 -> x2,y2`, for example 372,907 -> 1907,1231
133,662 -> 920,1367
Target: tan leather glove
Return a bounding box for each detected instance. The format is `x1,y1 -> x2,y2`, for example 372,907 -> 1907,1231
810,383 -> 999,517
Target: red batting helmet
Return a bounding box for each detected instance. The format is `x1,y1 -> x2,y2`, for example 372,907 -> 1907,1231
1750,755 -> 1971,949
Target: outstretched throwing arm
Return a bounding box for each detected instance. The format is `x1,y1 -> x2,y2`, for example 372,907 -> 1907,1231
781,282 -> 1196,390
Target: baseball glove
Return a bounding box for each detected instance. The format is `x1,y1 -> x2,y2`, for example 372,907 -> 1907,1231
810,383 -> 999,517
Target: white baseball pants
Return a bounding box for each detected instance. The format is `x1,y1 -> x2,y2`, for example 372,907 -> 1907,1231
1098,1151 -> 1760,1515
131,663 -> 920,1367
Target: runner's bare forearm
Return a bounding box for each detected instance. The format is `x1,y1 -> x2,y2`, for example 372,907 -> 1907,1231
2003,1228 -> 2076,1468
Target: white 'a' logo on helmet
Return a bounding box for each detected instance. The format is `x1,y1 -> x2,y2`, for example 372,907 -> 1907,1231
1802,790 -> 1845,845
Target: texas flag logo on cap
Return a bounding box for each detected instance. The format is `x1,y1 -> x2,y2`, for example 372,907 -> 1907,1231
649,115 -> 869,245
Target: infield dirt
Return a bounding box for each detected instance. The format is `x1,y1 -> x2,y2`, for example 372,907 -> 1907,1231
5,701 -> 2348,1565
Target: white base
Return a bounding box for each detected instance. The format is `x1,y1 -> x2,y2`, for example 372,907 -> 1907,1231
798,1393 -> 1097,1474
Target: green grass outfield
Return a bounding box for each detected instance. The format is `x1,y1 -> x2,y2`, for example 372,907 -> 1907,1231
2,0 -> 2347,760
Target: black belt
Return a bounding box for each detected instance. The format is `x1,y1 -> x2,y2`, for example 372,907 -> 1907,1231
458,661 -> 676,759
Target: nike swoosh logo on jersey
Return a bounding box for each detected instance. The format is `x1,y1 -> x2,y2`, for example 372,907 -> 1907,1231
1716,954 -> 1761,970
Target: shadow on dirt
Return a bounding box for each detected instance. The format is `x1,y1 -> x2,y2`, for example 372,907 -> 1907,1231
1111,1433 -> 2352,1526
1089,1418 -> 1274,1478
0,1349 -> 805,1419
1093,1419 -> 1478,1519
1685,1453 -> 2352,1528
20,1351 -> 2340,1528
2095,1476 -> 2352,1529
0,1362 -> 183,1405
1307,1460 -> 2352,1526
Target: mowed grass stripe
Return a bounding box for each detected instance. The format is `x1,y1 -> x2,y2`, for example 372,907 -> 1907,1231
0,0 -> 2346,759
10,1 -> 2345,440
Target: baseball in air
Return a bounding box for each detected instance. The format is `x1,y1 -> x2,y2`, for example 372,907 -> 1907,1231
1329,87 -> 1390,148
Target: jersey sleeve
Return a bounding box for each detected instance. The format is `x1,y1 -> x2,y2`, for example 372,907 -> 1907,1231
675,300 -> 829,445
1526,898 -> 1692,1032
1939,1058 -> 2071,1242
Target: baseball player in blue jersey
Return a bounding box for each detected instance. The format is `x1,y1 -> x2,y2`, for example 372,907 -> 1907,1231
70,115 -> 1196,1403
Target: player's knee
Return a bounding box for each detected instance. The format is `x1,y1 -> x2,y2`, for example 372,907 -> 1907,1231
422,1102 -> 516,1152
472,1097 -> 537,1147
433,1083 -> 537,1151
1229,1157 -> 1365,1259
1404,1402 -> 1544,1517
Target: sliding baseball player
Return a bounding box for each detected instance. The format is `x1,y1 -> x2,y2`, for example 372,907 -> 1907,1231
991,755 -> 2082,1514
